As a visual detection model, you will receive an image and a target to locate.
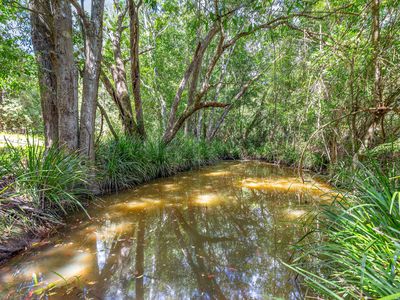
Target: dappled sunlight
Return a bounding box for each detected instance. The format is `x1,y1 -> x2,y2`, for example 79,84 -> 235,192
0,161 -> 332,299
0,249 -> 92,287
41,251 -> 93,284
191,193 -> 225,206
110,199 -> 162,211
161,183 -> 181,191
204,170 -> 232,177
94,221 -> 134,240
282,208 -> 308,220
239,177 -> 333,198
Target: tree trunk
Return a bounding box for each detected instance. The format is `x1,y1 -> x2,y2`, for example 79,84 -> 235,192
30,0 -> 59,148
110,58 -> 135,138
163,23 -> 220,143
163,101 -> 228,145
184,58 -> 202,136
52,0 -> 79,151
97,102 -> 119,141
372,0 -> 383,108
357,0 -> 382,155
79,0 -> 105,160
129,0 -> 146,139
208,74 -> 262,140
108,1 -> 136,136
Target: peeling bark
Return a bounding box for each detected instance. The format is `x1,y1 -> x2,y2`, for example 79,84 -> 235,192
76,0 -> 105,160
129,0 -> 146,138
30,0 -> 58,148
52,0 -> 79,151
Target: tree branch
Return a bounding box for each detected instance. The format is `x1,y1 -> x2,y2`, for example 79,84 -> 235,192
69,0 -> 90,28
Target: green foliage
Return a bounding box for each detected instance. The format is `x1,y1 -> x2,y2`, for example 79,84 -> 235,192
241,142 -> 326,171
0,137 -> 90,215
365,139 -> 400,161
289,162 -> 400,299
96,135 -> 235,192
0,1 -> 35,92
0,88 -> 42,132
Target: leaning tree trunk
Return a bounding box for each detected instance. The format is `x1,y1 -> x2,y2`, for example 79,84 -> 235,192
52,0 -> 79,151
129,0 -> 146,139
109,3 -> 136,136
30,0 -> 58,148
79,0 -> 105,161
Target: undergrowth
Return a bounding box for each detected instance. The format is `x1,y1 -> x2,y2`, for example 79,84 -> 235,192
0,135 -> 237,248
96,136 -> 236,192
287,162 -> 400,299
0,138 -> 89,244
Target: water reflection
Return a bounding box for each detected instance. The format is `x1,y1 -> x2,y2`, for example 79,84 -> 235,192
0,161 -> 332,299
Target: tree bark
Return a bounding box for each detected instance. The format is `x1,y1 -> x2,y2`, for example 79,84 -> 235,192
163,101 -> 228,145
30,0 -> 59,148
108,2 -> 136,136
77,0 -> 105,160
163,23 -> 220,142
101,69 -> 138,136
52,0 -> 79,151
128,0 -> 146,139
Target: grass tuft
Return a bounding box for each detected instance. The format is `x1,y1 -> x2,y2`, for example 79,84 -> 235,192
290,162 -> 400,299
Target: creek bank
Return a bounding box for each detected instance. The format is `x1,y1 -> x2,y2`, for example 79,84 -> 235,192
0,156 -> 232,265
0,137 -> 331,266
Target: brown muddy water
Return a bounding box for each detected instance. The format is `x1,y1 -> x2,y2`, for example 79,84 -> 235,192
0,161 -> 332,299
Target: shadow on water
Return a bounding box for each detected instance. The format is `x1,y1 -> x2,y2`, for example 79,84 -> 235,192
0,161 -> 334,299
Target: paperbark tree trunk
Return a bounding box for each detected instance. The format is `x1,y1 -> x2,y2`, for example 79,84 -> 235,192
78,0 -> 105,160
109,2 -> 137,136
129,0 -> 146,139
162,23 -> 220,144
52,0 -> 79,151
30,0 -> 59,148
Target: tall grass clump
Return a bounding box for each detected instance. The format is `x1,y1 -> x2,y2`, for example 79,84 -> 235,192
96,136 -> 148,191
96,135 -> 236,193
288,162 -> 400,299
0,138 -> 90,216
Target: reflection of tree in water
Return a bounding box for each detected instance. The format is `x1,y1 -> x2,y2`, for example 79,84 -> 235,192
89,188 -> 307,299
0,163 -> 326,299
